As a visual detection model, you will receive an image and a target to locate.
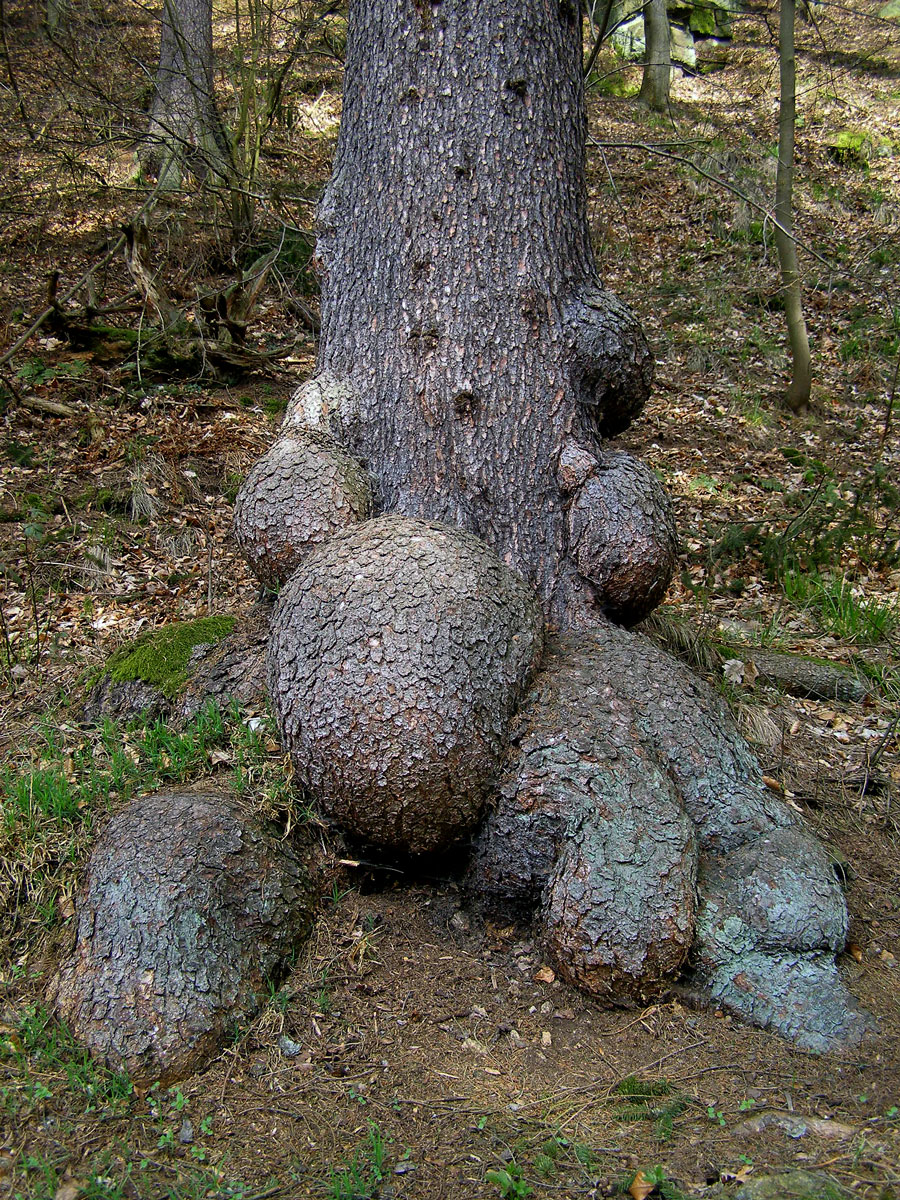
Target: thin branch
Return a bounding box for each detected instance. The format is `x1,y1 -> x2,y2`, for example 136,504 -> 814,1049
583,0 -> 616,78
589,136 -> 834,269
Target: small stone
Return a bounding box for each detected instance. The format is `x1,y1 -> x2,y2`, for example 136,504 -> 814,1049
278,1034 -> 304,1057
735,1169 -> 848,1200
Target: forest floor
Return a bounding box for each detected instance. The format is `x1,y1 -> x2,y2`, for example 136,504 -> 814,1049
0,1 -> 899,1198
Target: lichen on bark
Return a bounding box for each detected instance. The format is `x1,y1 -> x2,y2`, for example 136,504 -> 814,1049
470,626 -> 869,1049
50,791 -> 316,1084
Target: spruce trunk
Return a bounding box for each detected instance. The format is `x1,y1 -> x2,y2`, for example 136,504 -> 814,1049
231,0 -> 868,1055
312,0 -> 653,622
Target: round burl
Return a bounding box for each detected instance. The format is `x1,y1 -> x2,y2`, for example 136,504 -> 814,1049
233,428 -> 372,589
49,792 -> 314,1084
567,286 -> 654,439
268,515 -> 544,853
568,451 -> 677,627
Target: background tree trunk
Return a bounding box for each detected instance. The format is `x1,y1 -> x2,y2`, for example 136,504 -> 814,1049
310,0 -> 653,622
775,0 -> 812,411
639,0 -> 671,113
147,0 -> 233,191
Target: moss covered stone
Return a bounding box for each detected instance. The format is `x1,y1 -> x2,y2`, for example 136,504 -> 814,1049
106,616 -> 236,699
825,129 -> 892,166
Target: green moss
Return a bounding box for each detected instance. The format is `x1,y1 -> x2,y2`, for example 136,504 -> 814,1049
825,129 -> 892,166
106,616 -> 236,698
690,7 -> 718,36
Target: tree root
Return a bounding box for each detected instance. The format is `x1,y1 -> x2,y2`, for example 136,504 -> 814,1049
470,625 -> 872,1051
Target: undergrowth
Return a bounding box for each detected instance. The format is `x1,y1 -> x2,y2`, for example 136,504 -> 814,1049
0,701 -> 300,959
699,453 -> 899,642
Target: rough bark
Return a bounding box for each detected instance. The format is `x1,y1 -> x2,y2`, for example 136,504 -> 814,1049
566,449 -> 677,626
230,0 -> 866,1050
268,515 -> 544,853
233,428 -> 373,589
470,626 -> 870,1049
638,0 -> 671,114
146,0 -> 233,191
49,792 -> 316,1084
302,0 -> 653,622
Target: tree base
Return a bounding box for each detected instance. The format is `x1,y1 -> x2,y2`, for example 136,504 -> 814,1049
470,626 -> 871,1052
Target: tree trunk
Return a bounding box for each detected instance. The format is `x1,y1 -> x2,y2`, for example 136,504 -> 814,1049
232,0 -> 868,1053
310,0 -> 654,623
45,0 -> 67,34
775,0 -> 812,412
639,0 -> 671,113
146,0 -> 233,191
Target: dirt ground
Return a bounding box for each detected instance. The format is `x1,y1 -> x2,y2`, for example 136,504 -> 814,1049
1,0 -> 899,1197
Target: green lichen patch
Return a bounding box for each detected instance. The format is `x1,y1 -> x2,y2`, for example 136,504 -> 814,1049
106,616 -> 236,699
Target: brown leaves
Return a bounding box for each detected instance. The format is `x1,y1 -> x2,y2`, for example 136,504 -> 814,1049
628,1170 -> 658,1200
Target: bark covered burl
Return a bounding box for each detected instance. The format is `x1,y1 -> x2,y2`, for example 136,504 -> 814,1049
226,0 -> 867,1052
233,427 -> 372,589
268,514 -> 544,853
564,448 -> 677,627
50,792 -> 315,1084
470,627 -> 871,1051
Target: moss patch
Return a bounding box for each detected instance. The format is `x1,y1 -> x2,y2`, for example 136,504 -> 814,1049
826,129 -> 893,167
106,616 -> 236,699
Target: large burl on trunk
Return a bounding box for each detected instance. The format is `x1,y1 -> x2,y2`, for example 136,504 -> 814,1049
233,0 -> 870,1051
50,793 -> 316,1084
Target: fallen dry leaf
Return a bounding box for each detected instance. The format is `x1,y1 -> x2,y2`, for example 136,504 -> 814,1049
723,658 -> 745,685
628,1170 -> 657,1200
848,943 -> 864,963
54,1182 -> 84,1200
534,965 -> 555,983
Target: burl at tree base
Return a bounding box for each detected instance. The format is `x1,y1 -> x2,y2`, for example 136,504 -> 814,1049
236,0 -> 869,1053
54,0 -> 871,1082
